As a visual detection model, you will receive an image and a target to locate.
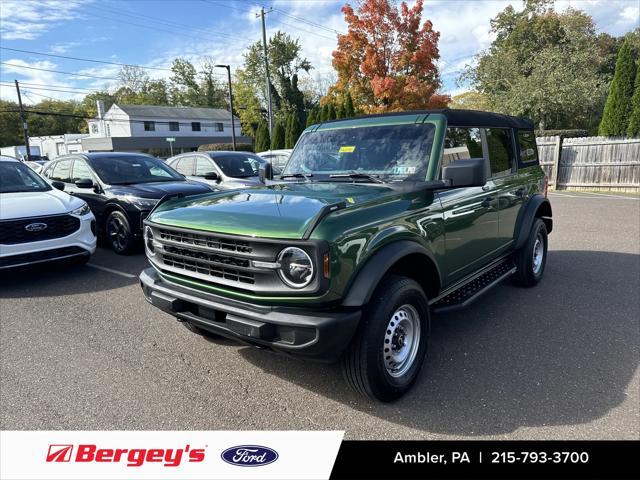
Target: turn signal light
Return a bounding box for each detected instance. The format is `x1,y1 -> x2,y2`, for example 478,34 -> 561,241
323,252 -> 330,279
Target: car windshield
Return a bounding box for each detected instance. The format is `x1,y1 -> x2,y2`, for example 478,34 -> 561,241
283,123 -> 436,181
212,154 -> 265,179
0,161 -> 51,193
88,155 -> 183,185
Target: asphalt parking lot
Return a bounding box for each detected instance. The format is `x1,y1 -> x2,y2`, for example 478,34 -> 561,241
1,191 -> 638,439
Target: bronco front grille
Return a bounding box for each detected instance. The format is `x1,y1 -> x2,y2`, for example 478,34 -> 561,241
158,228 -> 252,254
0,214 -> 80,245
161,245 -> 255,284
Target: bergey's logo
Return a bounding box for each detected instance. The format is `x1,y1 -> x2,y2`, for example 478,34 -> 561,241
47,445 -> 73,462
25,222 -> 47,232
221,445 -> 279,467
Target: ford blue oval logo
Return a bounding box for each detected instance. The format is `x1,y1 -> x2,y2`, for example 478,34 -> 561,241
25,222 -> 47,232
221,445 -> 278,467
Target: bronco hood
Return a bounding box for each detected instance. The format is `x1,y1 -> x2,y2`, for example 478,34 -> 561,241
149,182 -> 392,239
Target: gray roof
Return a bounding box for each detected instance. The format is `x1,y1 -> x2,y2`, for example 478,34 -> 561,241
114,104 -> 236,120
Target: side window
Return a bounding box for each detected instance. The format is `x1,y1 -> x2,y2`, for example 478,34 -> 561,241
174,156 -> 194,175
517,130 -> 538,164
49,159 -> 72,182
485,128 -> 514,176
442,127 -> 483,169
71,159 -> 94,182
195,157 -> 215,176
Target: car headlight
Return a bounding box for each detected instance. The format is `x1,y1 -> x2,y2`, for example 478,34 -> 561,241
277,247 -> 314,288
70,202 -> 91,216
128,197 -> 159,210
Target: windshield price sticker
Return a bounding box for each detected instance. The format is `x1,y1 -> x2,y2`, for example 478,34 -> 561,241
339,145 -> 356,153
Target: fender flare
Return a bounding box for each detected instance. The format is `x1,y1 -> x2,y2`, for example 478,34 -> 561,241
341,240 -> 441,307
514,194 -> 553,250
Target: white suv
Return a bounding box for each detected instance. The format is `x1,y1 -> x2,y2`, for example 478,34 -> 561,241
0,156 -> 96,269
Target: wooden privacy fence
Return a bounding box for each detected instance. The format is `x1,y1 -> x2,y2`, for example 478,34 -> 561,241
536,136 -> 640,192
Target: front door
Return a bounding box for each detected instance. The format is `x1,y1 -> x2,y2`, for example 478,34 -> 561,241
438,127 -> 500,283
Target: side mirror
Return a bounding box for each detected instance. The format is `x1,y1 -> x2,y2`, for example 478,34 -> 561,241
75,178 -> 94,189
51,181 -> 65,191
442,158 -> 488,188
259,163 -> 273,183
202,171 -> 219,181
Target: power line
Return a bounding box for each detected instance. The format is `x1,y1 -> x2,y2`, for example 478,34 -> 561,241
271,8 -> 345,36
0,47 -> 173,73
0,62 -> 119,81
0,82 -> 104,95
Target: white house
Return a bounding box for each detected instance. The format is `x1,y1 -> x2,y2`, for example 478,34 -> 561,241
29,134 -> 89,160
83,104 -> 248,154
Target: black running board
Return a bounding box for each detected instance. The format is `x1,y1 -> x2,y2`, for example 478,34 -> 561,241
430,258 -> 516,313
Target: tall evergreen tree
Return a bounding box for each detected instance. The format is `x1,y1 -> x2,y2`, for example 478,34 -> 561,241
599,40 -> 637,136
627,66 -> 640,137
344,91 -> 355,118
271,120 -> 286,149
336,104 -> 344,119
254,120 -> 271,152
290,113 -> 301,146
327,103 -> 337,120
306,108 -> 317,127
320,104 -> 330,121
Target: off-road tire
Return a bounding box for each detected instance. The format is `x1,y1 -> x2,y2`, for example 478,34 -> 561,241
512,218 -> 548,287
341,275 -> 430,402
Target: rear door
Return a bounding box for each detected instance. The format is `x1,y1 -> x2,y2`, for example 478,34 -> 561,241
438,127 -> 500,282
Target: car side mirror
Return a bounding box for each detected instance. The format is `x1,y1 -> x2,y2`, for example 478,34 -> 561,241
442,158 -> 488,188
51,181 -> 65,191
259,163 -> 273,183
75,178 -> 94,189
202,171 -> 219,181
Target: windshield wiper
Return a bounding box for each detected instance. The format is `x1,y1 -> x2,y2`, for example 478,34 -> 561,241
281,172 -> 313,181
328,172 -> 386,184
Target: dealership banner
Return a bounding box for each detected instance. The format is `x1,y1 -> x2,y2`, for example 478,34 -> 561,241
0,430 -> 343,480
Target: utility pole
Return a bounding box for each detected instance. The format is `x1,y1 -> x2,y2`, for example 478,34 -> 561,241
14,80 -> 32,162
258,7 -> 273,137
215,64 -> 236,151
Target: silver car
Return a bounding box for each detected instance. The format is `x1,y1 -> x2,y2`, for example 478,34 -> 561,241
166,151 -> 269,190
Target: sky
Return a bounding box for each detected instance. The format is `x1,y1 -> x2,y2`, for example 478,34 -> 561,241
0,0 -> 638,105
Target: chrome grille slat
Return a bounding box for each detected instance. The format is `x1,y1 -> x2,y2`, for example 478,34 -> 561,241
158,228 -> 252,253
159,245 -> 257,273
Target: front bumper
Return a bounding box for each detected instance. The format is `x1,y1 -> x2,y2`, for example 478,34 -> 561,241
140,267 -> 361,362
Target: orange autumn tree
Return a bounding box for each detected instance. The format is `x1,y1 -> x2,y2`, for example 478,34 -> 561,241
330,0 -> 449,113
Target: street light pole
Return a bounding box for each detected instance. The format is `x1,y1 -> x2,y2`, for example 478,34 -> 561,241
215,64 -> 236,151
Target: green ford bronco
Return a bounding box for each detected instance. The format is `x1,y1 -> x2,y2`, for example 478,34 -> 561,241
140,109 -> 552,401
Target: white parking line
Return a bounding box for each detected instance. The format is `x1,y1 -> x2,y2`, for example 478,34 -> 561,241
87,263 -> 138,279
549,192 -> 639,200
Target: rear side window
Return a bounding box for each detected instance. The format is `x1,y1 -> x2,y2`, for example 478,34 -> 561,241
71,159 -> 94,182
195,157 -> 214,176
485,128 -> 514,176
518,130 -> 538,164
174,156 -> 194,175
49,159 -> 72,182
443,127 -> 483,168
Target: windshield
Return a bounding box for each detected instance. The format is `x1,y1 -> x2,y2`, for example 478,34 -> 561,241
0,161 -> 51,193
212,154 -> 265,178
283,123 -> 436,181
88,155 -> 183,184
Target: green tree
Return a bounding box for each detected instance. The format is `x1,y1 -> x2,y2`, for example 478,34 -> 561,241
335,104 -> 344,119
271,119 -> 286,149
233,68 -> 264,137
464,0 -> 610,131
254,120 -> 271,152
343,91 -> 355,118
599,40 -> 637,135
0,100 -> 22,147
327,103 -> 336,120
320,104 -> 329,121
285,113 -> 302,148
306,108 -> 317,127
627,66 -> 640,137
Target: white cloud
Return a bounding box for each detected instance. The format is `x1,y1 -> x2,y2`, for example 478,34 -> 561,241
0,0 -> 91,40
0,58 -> 81,103
620,6 -> 639,22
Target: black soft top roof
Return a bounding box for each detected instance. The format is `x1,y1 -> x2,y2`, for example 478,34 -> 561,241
322,108 -> 534,130
438,109 -> 534,129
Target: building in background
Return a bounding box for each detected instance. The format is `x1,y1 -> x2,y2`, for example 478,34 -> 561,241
29,134 -> 89,160
83,104 -> 248,155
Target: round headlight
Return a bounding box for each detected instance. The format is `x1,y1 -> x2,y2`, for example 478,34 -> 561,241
277,247 -> 314,288
144,226 -> 155,254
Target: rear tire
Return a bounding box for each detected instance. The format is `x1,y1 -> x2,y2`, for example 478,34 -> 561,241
106,211 -> 135,255
341,275 -> 430,402
512,218 -> 548,287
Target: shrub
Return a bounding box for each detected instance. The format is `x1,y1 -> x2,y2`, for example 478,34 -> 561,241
535,129 -> 589,138
197,143 -> 254,152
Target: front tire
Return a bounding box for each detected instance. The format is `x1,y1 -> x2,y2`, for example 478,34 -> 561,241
106,211 -> 135,255
512,218 -> 548,287
341,275 -> 430,402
